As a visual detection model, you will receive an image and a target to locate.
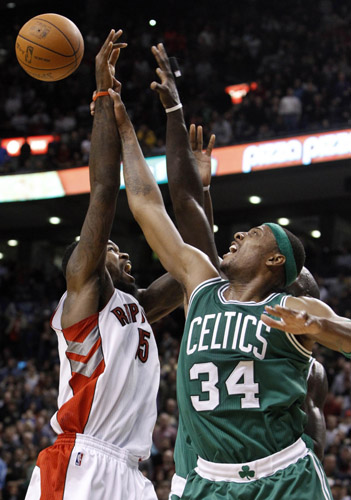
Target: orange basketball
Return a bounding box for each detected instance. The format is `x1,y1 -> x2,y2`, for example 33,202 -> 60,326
15,13 -> 84,82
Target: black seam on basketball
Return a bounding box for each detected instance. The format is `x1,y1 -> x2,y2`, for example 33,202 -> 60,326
35,17 -> 77,54
17,34 -> 80,57
18,57 -> 78,72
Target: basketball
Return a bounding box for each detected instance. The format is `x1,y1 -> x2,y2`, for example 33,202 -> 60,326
15,13 -> 84,82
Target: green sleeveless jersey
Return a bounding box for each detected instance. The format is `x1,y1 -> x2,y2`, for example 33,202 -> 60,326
177,278 -> 312,463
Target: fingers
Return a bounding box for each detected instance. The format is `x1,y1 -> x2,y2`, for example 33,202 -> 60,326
196,126 -> 203,152
261,314 -> 285,330
90,91 -> 97,115
189,124 -> 196,150
151,43 -> 170,70
265,305 -> 294,318
99,29 -> 117,60
101,29 -> 116,52
111,29 -> 127,48
108,87 -> 121,104
156,67 -> 167,83
109,47 -> 120,69
150,68 -> 167,93
206,134 -> 216,156
98,29 -> 126,62
150,81 -> 162,92
264,305 -> 312,330
112,29 -> 123,41
112,77 -> 122,93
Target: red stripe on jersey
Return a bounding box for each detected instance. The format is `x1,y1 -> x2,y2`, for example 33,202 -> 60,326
57,314 -> 106,433
37,435 -> 75,499
57,358 -> 105,433
62,313 -> 99,343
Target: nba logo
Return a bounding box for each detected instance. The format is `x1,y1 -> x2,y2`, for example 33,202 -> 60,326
75,452 -> 84,466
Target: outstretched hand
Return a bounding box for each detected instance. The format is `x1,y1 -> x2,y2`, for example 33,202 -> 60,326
189,124 -> 216,187
91,29 -> 126,115
150,43 -> 181,109
261,305 -> 322,335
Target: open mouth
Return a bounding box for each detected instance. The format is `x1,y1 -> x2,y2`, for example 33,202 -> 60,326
223,242 -> 238,259
122,260 -> 134,280
229,243 -> 238,253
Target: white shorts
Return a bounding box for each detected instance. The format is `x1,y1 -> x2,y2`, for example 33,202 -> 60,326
25,433 -> 157,500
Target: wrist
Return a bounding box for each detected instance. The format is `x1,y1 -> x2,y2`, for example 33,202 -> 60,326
165,103 -> 183,114
93,91 -> 110,102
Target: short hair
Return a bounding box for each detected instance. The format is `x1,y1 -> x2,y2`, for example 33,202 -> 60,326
61,241 -> 79,278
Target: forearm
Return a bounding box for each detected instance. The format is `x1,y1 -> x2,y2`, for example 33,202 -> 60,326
89,96 -> 121,194
203,190 -> 214,230
316,317 -> 351,354
166,110 -> 204,207
166,113 -> 219,268
138,273 -> 184,324
119,117 -> 163,211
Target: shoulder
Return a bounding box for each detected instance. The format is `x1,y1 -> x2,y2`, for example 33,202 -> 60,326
310,359 -> 328,387
307,358 -> 328,404
285,295 -> 337,317
188,277 -> 226,308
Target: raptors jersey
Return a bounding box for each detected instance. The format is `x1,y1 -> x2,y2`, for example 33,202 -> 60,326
50,288 -> 160,460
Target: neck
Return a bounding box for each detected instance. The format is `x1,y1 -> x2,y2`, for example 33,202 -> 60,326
223,275 -> 276,303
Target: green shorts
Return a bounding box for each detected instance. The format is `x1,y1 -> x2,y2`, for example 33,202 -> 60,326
179,452 -> 331,500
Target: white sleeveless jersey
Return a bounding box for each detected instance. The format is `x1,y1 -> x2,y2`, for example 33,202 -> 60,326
50,288 -> 160,460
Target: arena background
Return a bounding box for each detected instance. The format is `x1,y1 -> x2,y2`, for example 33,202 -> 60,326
1,0 -> 351,499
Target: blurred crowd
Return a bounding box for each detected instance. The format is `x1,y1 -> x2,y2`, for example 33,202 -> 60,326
0,0 -> 351,175
1,245 -> 351,499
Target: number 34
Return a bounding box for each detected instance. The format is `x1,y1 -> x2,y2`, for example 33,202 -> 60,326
190,360 -> 260,411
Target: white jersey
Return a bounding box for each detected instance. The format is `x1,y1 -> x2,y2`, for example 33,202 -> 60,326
50,288 -> 160,460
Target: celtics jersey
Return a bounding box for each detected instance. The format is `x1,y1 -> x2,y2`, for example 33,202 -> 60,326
177,277 -> 312,463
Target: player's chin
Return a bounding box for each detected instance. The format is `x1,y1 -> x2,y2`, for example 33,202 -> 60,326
122,270 -> 135,283
115,278 -> 138,298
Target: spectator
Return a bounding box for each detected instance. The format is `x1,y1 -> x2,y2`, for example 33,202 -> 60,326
278,87 -> 302,130
152,413 -> 177,453
210,111 -> 233,145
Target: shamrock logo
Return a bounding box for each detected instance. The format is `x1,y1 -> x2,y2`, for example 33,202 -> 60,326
239,465 -> 255,480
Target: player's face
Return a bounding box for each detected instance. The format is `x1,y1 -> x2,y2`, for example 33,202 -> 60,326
221,225 -> 277,276
105,240 -> 135,285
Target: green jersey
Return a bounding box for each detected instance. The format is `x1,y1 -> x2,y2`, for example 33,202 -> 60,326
177,278 -> 312,463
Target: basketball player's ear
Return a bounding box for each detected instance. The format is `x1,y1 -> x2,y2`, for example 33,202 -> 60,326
266,253 -> 286,268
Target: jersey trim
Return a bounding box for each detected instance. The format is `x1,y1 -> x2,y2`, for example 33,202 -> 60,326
218,286 -> 280,306
50,291 -> 67,330
170,473 -> 187,498
188,277 -> 223,309
280,295 -> 312,358
308,451 -> 333,500
195,438 -> 308,483
307,357 -> 315,378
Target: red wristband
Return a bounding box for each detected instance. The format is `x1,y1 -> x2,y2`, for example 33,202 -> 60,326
93,91 -> 110,101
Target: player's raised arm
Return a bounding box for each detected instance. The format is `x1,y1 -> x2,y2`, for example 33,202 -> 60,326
63,30 -> 127,326
137,272 -> 184,324
108,87 -> 218,302
189,124 -> 216,231
262,295 -> 351,354
150,43 -> 219,270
